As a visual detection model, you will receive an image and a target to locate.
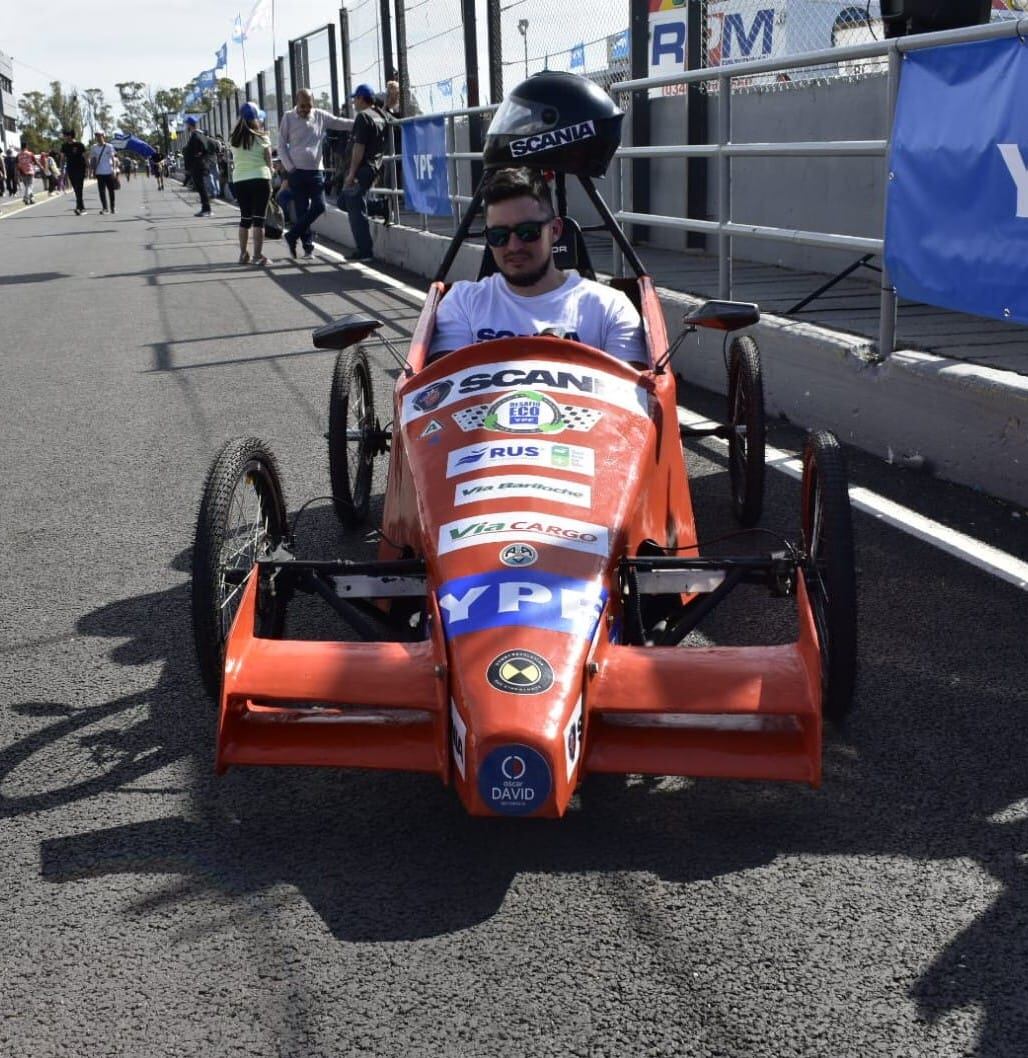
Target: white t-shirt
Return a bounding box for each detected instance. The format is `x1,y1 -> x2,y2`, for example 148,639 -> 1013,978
90,144 -> 114,175
430,271 -> 647,365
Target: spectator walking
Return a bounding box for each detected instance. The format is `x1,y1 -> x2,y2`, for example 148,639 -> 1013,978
341,84 -> 387,263
229,101 -> 273,266
45,152 -> 61,194
89,132 -> 117,214
123,157 -> 134,182
153,151 -> 166,190
61,129 -> 89,214
182,116 -> 213,216
16,144 -> 37,203
277,87 -> 353,258
4,147 -> 17,196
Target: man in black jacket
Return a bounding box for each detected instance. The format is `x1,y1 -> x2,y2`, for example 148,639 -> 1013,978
182,117 -> 212,217
61,129 -> 89,214
340,84 -> 387,262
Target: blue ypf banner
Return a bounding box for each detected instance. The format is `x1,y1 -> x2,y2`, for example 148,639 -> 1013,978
885,35 -> 1028,325
401,118 -> 452,217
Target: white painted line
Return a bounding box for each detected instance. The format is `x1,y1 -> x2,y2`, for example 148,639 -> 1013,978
677,407 -> 1028,591
206,200 -> 1028,592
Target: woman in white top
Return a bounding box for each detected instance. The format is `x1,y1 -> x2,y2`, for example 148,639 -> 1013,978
89,132 -> 117,214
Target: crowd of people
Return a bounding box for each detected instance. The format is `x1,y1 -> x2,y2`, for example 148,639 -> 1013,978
3,132 -> 168,212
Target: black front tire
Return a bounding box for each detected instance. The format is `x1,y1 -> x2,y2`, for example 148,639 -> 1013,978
328,347 -> 376,527
727,334 -> 766,526
801,430 -> 858,723
191,437 -> 289,702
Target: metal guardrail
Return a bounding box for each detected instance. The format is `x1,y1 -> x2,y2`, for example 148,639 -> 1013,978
365,16 -> 1027,358
610,15 -> 1028,358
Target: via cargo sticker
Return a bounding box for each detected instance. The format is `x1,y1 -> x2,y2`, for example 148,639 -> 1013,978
438,511 -> 609,557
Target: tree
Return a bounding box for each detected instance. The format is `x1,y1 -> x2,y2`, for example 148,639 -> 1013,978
83,88 -> 115,138
48,81 -> 84,138
17,90 -> 56,145
115,80 -> 150,134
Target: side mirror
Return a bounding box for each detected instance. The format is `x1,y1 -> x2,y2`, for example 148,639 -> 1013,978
682,300 -> 760,332
312,314 -> 383,350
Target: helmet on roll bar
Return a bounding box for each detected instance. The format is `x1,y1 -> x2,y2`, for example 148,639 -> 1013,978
483,72 -> 624,178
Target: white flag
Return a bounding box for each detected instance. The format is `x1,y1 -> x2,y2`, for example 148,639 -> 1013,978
244,0 -> 273,35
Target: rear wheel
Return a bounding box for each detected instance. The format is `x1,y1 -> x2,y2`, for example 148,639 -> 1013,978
727,335 -> 766,526
328,347 -> 375,527
801,430 -> 857,723
191,437 -> 288,701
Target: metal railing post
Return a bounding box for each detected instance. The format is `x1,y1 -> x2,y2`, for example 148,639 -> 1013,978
447,115 -> 459,233
612,156 -> 625,277
717,73 -> 731,299
878,45 -> 901,359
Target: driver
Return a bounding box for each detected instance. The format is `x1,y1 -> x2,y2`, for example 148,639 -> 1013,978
429,167 -> 647,366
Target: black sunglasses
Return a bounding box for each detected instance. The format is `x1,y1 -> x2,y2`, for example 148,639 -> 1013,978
484,220 -> 548,247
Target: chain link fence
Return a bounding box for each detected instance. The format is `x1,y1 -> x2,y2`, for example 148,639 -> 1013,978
348,0 -> 386,96
402,0 -> 468,113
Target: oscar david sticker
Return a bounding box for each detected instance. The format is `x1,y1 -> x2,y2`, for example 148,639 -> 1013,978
500,543 -> 538,567
487,649 -> 554,695
483,390 -> 565,434
478,744 -> 552,815
412,379 -> 453,413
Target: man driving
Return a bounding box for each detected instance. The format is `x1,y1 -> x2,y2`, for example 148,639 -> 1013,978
429,167 -> 646,366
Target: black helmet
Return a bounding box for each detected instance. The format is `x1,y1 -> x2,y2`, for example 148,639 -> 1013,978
483,71 -> 624,178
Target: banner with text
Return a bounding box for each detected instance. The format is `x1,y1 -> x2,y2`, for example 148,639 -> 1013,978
402,118 -> 451,217
885,36 -> 1028,325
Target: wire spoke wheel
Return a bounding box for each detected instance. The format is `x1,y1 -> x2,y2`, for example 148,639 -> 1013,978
328,347 -> 376,527
727,335 -> 766,526
191,437 -> 288,702
801,430 -> 858,723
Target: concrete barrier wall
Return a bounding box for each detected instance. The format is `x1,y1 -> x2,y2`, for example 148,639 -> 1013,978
313,210 -> 1027,505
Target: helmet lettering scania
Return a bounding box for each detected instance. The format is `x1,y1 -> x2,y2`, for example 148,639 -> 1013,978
483,72 -> 624,178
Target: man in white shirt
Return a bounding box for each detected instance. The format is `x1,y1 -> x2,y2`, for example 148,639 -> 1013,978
430,168 -> 647,366
278,87 -> 353,258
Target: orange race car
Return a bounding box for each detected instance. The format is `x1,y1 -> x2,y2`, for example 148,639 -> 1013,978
190,73 -> 856,818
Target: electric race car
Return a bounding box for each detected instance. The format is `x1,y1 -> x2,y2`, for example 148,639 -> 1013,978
191,72 -> 857,818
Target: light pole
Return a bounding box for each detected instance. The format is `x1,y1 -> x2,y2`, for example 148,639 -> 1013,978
517,18 -> 529,78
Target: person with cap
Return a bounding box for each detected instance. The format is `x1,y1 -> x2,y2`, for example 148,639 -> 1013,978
340,83 -> 387,262
277,87 -> 353,258
88,132 -> 117,213
229,101 -> 274,266
182,116 -> 214,217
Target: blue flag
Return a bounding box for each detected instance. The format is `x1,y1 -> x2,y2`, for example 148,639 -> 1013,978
610,30 -> 629,61
215,43 -> 227,69
402,118 -> 451,216
885,36 -> 1028,325
437,78 -> 452,98
569,44 -> 585,70
196,68 -> 217,90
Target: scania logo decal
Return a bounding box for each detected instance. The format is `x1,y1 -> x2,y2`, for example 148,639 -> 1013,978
412,379 -> 453,412
487,649 -> 554,695
509,120 -> 596,158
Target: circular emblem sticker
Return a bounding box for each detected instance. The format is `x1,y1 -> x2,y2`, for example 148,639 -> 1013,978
487,649 -> 554,695
483,390 -> 565,434
500,542 -> 538,567
478,744 -> 552,815
413,379 -> 453,412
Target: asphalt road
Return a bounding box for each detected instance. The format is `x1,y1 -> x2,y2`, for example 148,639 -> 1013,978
2,177 -> 1026,1058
